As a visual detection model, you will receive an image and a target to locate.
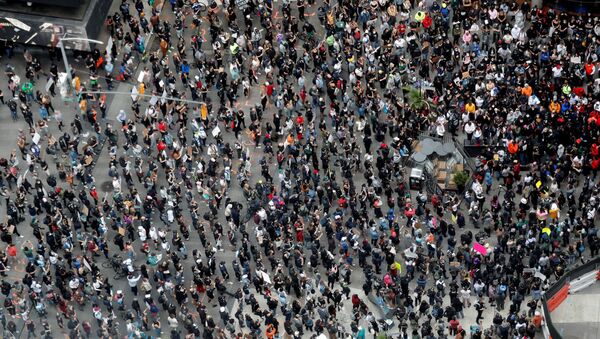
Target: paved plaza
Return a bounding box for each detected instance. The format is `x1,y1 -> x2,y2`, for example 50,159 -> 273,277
0,0 -> 596,339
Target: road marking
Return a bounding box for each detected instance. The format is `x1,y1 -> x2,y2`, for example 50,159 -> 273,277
24,32 -> 38,44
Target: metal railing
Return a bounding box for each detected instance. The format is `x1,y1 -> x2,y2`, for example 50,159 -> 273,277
541,256 -> 600,339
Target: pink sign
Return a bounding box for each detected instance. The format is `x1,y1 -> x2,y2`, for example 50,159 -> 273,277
473,242 -> 487,255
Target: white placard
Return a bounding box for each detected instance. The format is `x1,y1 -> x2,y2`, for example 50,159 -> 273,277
106,36 -> 113,54
45,78 -> 54,93
32,133 -> 41,145
131,86 -> 139,101
211,126 -> 221,138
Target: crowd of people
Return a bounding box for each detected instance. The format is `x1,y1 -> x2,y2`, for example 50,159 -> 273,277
0,0 -> 598,338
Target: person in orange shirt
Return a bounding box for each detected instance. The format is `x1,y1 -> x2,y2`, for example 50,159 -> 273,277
521,84 -> 532,97
73,76 -> 81,93
265,323 -> 276,339
160,38 -> 169,57
549,101 -> 561,114
507,140 -> 518,154
79,98 -> 88,116
532,311 -> 544,330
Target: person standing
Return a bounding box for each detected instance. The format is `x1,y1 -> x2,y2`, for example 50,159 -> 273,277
474,299 -> 485,324
127,273 -> 141,296
460,287 -> 471,308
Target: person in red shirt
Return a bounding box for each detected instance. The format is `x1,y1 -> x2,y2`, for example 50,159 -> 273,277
422,14 -> 433,29
157,120 -> 167,135
157,140 -> 166,152
591,143 -> 599,157
265,82 -> 274,97
449,318 -> 460,336
299,87 -> 307,103
90,186 -> 99,204
351,294 -> 361,311
591,157 -> 600,174
585,61 -> 596,81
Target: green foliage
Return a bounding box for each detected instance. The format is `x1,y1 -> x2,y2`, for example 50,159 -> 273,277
402,86 -> 436,111
453,170 -> 470,189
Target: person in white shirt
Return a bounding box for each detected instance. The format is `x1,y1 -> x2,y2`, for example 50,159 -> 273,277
464,121 -> 476,143
167,314 -> 179,328
474,280 -> 485,296
552,64 -> 563,82
473,126 -> 483,144
460,287 -> 471,308
127,273 -> 141,296
436,122 -> 446,137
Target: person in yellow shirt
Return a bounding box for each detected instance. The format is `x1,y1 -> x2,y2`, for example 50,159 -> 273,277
200,104 -> 208,122
561,82 -> 571,95
465,101 -> 475,114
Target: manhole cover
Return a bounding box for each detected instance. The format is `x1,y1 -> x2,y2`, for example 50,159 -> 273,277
100,181 -> 113,193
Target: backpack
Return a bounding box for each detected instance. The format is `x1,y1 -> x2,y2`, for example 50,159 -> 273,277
46,175 -> 56,187
59,137 -> 68,150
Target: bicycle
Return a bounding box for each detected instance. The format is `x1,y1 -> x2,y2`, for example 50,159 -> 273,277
298,31 -> 318,48
102,254 -> 139,280
101,254 -> 122,269
114,262 -> 140,280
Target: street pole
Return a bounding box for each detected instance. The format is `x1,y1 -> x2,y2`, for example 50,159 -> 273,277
58,36 -> 104,95
58,39 -> 72,93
